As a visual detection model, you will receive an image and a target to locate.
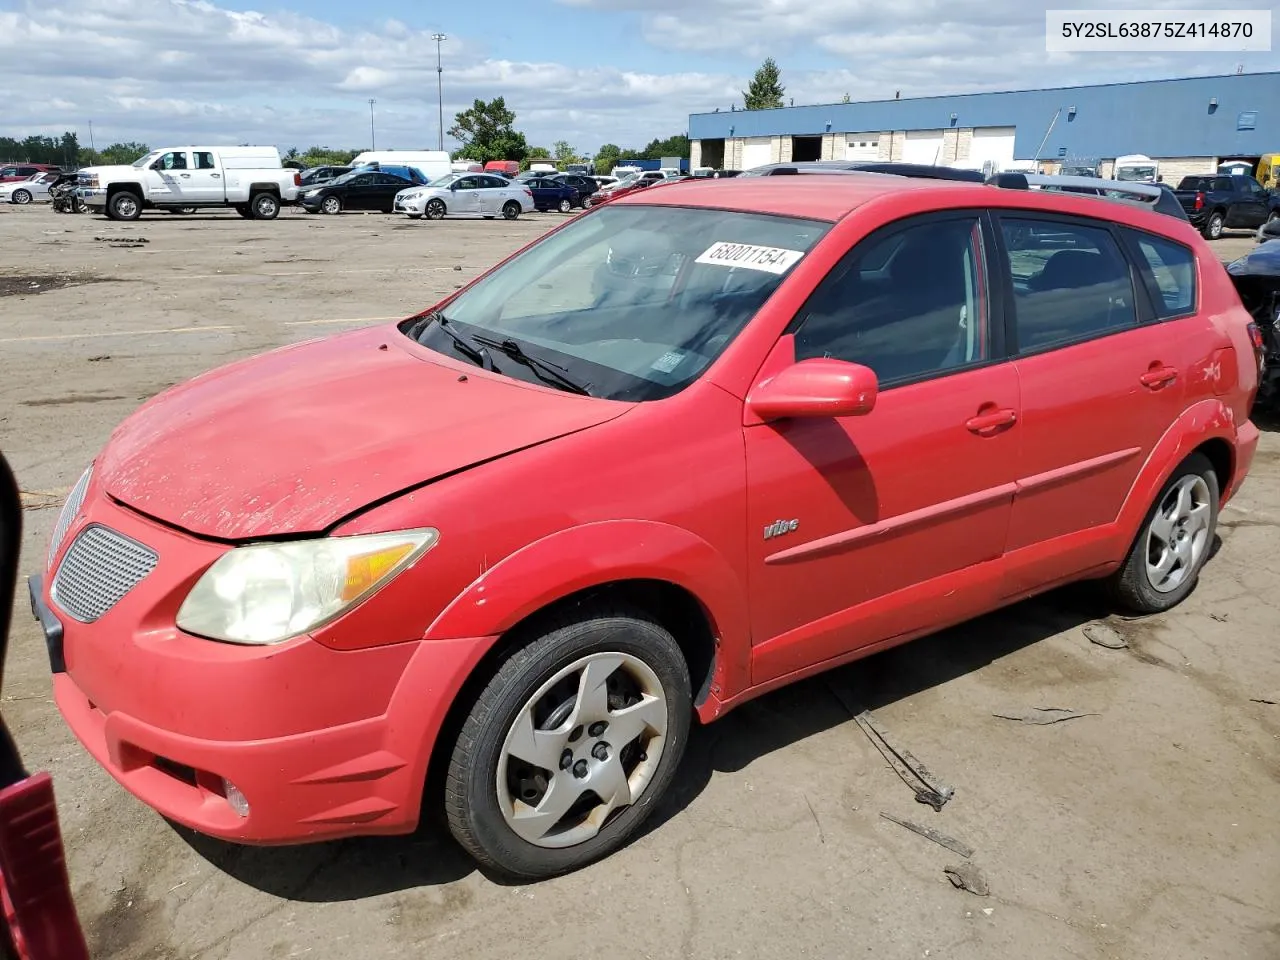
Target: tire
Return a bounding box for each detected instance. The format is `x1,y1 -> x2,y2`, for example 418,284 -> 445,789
1107,452 -> 1219,614
1202,210 -> 1224,240
425,198 -> 446,220
558,197 -> 572,213
445,607 -> 692,881
167,207 -> 196,215
107,191 -> 142,221
251,192 -> 280,220
234,205 -> 252,219
11,189 -> 32,205
319,195 -> 341,215
502,201 -> 521,221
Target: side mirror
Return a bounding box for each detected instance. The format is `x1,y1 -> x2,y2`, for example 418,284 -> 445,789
747,358 -> 878,421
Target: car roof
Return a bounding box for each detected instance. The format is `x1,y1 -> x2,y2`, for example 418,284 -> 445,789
615,171 -> 1198,236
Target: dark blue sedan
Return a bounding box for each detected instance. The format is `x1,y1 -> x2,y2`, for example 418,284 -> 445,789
525,177 -> 579,212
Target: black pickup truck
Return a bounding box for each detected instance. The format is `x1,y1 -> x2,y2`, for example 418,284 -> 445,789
1172,174 -> 1280,240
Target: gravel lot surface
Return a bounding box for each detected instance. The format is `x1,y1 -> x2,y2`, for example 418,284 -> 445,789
2,203 -> 1276,960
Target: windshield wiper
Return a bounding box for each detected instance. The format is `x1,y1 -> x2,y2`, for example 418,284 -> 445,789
471,335 -> 592,396
409,311 -> 494,371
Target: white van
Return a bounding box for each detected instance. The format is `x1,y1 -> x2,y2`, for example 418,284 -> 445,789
1114,154 -> 1159,183
348,151 -> 451,183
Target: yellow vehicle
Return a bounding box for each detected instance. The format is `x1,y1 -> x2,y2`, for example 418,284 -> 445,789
1258,153 -> 1279,190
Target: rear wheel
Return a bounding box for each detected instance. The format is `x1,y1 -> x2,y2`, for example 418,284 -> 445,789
1107,452 -> 1219,613
11,189 -> 32,204
251,192 -> 280,220
425,198 -> 446,220
1202,210 -> 1225,240
502,201 -> 521,220
445,607 -> 691,881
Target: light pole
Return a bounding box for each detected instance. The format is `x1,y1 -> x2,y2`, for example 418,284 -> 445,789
432,33 -> 447,152
368,99 -> 377,151
88,120 -> 95,159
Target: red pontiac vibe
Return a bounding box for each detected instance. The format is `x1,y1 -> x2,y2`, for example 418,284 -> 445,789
32,174 -> 1260,880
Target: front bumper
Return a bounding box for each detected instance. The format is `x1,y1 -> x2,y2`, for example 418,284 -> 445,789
78,187 -> 106,209
394,196 -> 427,215
37,495 -> 497,844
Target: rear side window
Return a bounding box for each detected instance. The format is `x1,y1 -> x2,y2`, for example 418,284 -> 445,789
1000,218 -> 1137,351
194,152 -> 216,169
793,216 -> 991,385
1212,177 -> 1234,191
1129,231 -> 1196,319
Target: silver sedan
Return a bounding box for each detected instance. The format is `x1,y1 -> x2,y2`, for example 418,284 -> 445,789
394,173 -> 534,221
0,172 -> 60,204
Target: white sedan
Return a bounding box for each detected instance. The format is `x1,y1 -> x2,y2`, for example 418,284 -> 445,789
394,173 -> 534,221
0,172 -> 60,204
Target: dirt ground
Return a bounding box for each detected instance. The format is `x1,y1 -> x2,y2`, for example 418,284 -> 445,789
1,203 -> 1277,960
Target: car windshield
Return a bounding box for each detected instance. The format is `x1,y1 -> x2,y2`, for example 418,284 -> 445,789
1116,166 -> 1157,181
432,173 -> 462,188
404,204 -> 829,401
132,152 -> 160,169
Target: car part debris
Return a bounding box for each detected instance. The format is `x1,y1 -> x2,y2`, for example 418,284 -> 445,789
993,707 -> 1097,725
94,236 -> 149,244
831,689 -> 955,810
1249,696 -> 1277,705
1083,623 -> 1127,649
879,812 -> 974,858
944,862 -> 989,896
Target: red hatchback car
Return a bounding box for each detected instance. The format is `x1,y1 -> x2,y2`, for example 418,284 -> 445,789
33,174 -> 1259,880
0,164 -> 58,184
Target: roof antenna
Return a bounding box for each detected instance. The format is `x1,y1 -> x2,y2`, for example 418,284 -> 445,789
894,90 -> 900,100
1236,63 -> 1244,74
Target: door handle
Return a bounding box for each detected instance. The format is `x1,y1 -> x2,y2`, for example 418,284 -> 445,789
965,408 -> 1018,434
211,174 -> 221,179
1139,365 -> 1178,388
179,173 -> 190,178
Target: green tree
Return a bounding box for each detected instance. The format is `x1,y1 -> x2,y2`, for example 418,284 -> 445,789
0,132 -> 81,166
593,143 -> 623,176
743,57 -> 785,110
552,140 -> 579,167
298,146 -> 359,167
449,97 -> 530,164
639,134 -> 691,160
98,142 -> 151,165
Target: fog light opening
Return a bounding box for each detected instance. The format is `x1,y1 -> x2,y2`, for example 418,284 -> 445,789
223,779 -> 250,818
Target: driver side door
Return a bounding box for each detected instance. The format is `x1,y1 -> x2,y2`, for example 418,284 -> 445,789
450,176 -> 482,215
145,151 -> 190,202
744,212 -> 1021,685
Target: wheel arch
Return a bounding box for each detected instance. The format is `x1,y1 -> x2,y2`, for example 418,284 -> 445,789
248,182 -> 282,196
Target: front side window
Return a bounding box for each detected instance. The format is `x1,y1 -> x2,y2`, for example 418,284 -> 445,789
0,168 -> 17,178
157,152 -> 188,171
792,216 -> 991,385
406,204 -> 829,401
1129,231 -> 1196,319
1001,217 -> 1136,351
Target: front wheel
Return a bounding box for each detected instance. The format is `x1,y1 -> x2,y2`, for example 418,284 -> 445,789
502,201 -> 521,220
107,191 -> 142,221
251,192 -> 280,219
558,197 -> 572,213
1107,452 -> 1219,614
1202,211 -> 1225,240
425,198 -> 446,220
11,189 -> 32,204
445,609 -> 691,881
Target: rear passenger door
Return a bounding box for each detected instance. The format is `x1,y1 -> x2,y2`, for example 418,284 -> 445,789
996,213 -> 1195,596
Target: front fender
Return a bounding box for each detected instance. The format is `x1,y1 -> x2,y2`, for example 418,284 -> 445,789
423,520 -> 751,699
1116,398 -> 1241,544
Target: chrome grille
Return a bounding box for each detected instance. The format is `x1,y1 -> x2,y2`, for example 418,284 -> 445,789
52,525 -> 158,623
48,465 -> 93,565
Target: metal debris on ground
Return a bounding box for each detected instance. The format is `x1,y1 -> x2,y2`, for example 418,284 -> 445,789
879,812 -> 974,858
94,236 -> 149,244
829,687 -> 955,810
1249,696 -> 1277,705
1083,623 -> 1128,649
1210,613 -> 1229,623
944,862 -> 990,896
993,707 -> 1098,725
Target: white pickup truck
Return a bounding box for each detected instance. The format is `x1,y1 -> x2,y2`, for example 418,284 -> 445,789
78,146 -> 301,220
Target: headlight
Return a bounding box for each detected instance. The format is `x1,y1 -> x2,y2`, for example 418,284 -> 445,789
176,528 -> 438,645
49,464 -> 93,565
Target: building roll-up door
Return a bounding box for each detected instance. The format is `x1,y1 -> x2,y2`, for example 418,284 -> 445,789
969,127 -> 1016,168
902,130 -> 945,164
740,137 -> 772,170
844,134 -> 880,161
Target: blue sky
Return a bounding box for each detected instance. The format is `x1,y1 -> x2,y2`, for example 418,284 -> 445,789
1,0 -> 1275,157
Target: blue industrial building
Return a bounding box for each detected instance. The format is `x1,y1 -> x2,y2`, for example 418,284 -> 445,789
687,71 -> 1279,180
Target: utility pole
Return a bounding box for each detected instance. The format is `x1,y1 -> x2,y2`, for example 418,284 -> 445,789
432,33 -> 447,152
88,120 -> 95,158
368,99 -> 377,151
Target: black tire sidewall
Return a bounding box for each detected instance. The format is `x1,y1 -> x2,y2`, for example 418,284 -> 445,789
427,199 -> 445,220
1114,452 -> 1219,613
503,202 -> 519,220
1205,212 -> 1224,239
13,191 -> 30,204
448,614 -> 692,880
109,193 -> 141,221
558,198 -> 571,212
253,194 -> 280,219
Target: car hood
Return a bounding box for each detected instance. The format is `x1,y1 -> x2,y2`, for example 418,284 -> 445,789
98,325 -> 630,540
78,164 -> 141,180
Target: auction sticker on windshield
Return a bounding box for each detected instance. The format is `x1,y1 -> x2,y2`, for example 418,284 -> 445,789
695,242 -> 804,274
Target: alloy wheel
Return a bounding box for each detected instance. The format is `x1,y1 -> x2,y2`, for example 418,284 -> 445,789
1145,474 -> 1212,593
496,652 -> 668,849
